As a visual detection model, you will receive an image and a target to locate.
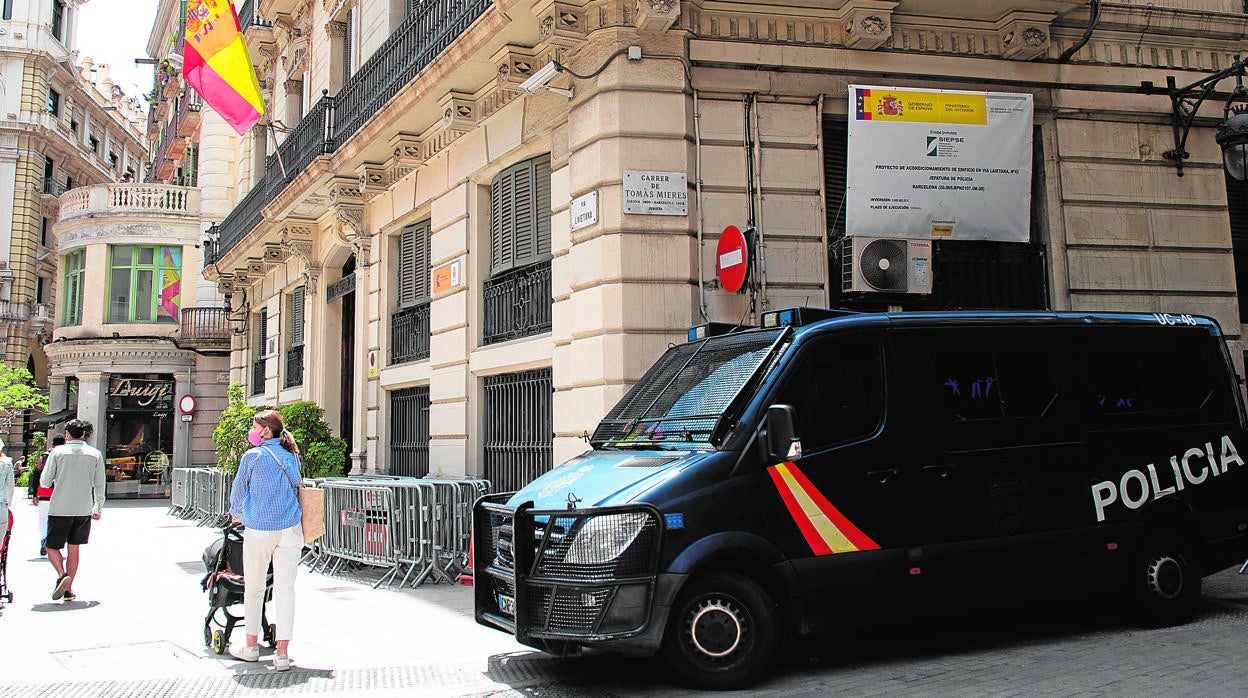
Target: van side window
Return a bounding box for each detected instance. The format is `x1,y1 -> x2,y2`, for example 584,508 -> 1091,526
775,334 -> 883,453
934,351 -> 1002,421
1079,327 -> 1235,429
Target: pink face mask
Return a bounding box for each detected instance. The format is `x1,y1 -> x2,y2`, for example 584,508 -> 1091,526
247,427 -> 264,447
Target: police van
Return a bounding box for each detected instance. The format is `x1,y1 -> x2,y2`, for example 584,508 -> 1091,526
473,310 -> 1248,689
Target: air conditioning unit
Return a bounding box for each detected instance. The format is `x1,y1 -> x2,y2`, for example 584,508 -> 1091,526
841,236 -> 933,294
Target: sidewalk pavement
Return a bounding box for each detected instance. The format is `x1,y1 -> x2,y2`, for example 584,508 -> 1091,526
0,491 -> 563,697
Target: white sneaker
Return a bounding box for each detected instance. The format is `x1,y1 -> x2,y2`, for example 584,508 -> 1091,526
274,654 -> 291,672
231,645 -> 260,662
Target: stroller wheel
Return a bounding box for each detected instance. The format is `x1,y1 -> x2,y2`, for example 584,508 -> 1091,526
212,629 -> 228,655
264,623 -> 277,647
203,625 -> 212,647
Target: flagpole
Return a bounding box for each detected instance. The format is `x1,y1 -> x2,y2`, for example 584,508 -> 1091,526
267,120 -> 288,179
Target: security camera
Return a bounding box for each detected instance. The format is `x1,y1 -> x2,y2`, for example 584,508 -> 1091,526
519,61 -> 567,95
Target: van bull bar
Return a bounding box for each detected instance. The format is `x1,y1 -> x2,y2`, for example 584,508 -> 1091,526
474,494 -> 663,648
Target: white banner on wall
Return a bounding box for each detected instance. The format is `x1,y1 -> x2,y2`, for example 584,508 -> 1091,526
846,85 -> 1033,242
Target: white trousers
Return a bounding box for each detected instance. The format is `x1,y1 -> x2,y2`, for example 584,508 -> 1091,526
37,500 -> 49,540
242,523 -> 302,642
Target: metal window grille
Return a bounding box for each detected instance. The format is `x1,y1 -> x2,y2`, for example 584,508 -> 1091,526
390,302 -> 430,364
483,368 -> 553,492
482,261 -> 551,345
284,346 -> 304,389
389,386 -> 430,476
252,309 -> 267,395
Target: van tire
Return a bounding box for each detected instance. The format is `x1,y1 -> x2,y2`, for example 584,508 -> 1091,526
660,571 -> 777,690
1130,533 -> 1200,627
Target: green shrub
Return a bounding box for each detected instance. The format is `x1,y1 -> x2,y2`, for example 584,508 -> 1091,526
212,383 -> 258,475
211,383 -> 347,478
279,401 -> 347,478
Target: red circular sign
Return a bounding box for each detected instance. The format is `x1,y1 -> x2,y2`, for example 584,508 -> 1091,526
178,394 -> 197,415
716,225 -> 749,293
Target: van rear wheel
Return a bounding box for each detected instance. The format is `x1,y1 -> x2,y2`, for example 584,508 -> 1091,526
1130,533 -> 1199,627
660,571 -> 777,690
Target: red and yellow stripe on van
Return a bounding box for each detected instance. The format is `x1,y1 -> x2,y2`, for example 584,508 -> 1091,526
768,461 -> 880,555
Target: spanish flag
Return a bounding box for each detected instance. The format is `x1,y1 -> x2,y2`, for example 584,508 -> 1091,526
184,0 -> 264,135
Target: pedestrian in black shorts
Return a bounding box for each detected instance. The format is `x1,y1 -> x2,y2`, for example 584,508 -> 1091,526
41,419 -> 106,601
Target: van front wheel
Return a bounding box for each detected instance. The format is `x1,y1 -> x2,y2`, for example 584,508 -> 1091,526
1131,533 -> 1200,627
660,571 -> 777,690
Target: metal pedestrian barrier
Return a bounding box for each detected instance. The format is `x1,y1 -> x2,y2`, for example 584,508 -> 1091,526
301,476 -> 490,588
167,467 -> 232,527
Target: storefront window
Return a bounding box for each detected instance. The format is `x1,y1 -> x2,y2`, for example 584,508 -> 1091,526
104,374 -> 174,498
108,246 -> 181,323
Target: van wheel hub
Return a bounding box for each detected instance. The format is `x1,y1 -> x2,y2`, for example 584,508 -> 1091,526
1147,554 -> 1184,601
686,598 -> 744,658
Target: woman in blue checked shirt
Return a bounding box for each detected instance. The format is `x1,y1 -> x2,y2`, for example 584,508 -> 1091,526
229,409 -> 303,671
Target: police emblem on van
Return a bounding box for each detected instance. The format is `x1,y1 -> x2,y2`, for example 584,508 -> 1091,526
1090,435 -> 1244,522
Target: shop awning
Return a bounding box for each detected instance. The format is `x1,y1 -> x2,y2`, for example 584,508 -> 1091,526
31,409 -> 76,431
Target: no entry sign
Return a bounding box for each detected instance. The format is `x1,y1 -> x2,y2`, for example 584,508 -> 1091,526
716,225 -> 749,293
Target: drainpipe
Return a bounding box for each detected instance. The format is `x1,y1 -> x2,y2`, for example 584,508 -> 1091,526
694,88 -> 708,322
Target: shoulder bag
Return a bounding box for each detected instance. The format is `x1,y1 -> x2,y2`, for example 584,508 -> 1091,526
261,446 -> 325,544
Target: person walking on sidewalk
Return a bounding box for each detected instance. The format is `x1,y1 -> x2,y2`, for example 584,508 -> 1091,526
41,420 -> 106,601
229,409 -> 303,671
33,436 -> 66,556
0,440 -> 13,514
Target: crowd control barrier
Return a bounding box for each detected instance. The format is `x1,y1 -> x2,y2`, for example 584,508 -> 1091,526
301,476 -> 490,588
167,467 -> 232,527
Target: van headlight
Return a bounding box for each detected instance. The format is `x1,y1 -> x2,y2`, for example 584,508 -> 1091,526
563,512 -> 649,565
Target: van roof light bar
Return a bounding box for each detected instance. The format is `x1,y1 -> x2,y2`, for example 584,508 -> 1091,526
761,306 -> 859,328
687,322 -> 743,342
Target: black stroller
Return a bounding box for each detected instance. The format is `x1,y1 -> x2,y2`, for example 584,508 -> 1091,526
0,509 -> 12,605
202,523 -> 275,654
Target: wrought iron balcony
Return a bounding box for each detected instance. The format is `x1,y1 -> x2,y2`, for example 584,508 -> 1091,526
177,92 -> 202,137
213,0 -> 493,262
390,302 -> 431,365
238,0 -> 272,33
482,261 -> 551,345
180,307 -> 230,345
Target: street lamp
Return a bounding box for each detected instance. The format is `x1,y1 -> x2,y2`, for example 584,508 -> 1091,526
1157,54 -> 1248,179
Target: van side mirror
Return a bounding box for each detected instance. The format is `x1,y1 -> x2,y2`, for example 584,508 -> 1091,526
765,404 -> 802,462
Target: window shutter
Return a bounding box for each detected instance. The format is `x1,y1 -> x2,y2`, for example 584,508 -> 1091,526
512,162 -> 535,267
257,308 -> 268,349
535,155 -> 552,258
823,120 -> 848,240
290,286 -> 306,347
414,220 -> 430,302
343,9 -> 354,82
490,155 -> 552,275
490,167 -> 515,274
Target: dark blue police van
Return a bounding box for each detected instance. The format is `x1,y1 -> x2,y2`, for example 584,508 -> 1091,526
474,309 -> 1248,688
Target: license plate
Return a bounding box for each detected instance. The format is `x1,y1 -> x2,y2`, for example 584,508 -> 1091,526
498,594 -> 516,616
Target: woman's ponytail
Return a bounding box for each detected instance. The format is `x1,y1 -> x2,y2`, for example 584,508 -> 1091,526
279,428 -> 300,455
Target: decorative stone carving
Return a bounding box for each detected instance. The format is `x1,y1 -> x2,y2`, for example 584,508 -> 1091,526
493,45 -> 540,92
349,234 -> 372,267
996,12 -> 1051,61
336,206 -> 364,238
280,222 -> 314,265
326,20 -> 346,39
357,162 -> 388,198
438,92 -> 477,132
388,132 -> 422,167
246,258 -> 265,277
301,264 -> 322,295
284,78 -> 303,96
839,3 -> 895,50
262,242 -> 286,270
635,0 -> 680,34
329,178 -> 362,204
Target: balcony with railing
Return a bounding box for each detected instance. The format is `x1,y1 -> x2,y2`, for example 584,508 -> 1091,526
213,0 -> 493,262
482,261 -> 551,345
177,92 -> 202,138
179,307 -> 231,348
390,302 -> 431,364
58,183 -> 199,221
0,300 -> 33,323
42,178 -> 66,197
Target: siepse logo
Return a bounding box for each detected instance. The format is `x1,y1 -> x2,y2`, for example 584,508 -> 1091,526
1090,435 -> 1244,522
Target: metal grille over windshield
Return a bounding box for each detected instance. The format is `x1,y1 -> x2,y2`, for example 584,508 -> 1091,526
591,328 -> 785,446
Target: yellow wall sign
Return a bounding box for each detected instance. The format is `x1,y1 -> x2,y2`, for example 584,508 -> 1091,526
855,88 -> 987,125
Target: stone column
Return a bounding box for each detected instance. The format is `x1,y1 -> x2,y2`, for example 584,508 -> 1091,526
75,372 -> 109,448
252,124 -> 267,182
326,21 -> 347,95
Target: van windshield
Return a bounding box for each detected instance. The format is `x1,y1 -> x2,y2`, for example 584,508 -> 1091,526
591,328 -> 787,449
